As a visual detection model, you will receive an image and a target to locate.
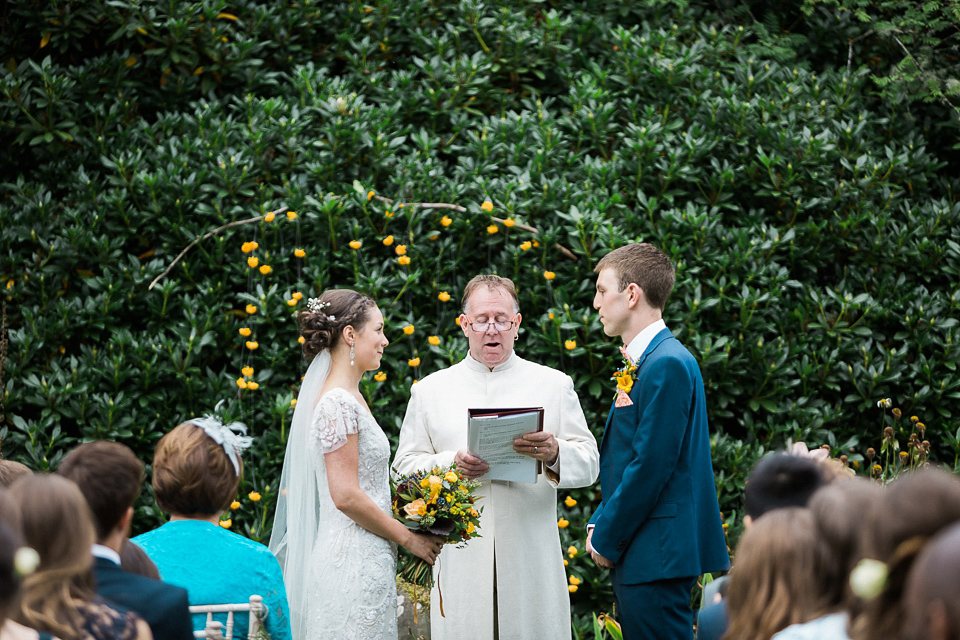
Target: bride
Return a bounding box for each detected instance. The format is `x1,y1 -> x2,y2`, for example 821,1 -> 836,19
269,289 -> 444,639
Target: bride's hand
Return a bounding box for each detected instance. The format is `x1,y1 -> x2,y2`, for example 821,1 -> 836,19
402,532 -> 445,565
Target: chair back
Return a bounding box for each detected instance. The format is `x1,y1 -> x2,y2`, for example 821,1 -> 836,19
190,594 -> 266,639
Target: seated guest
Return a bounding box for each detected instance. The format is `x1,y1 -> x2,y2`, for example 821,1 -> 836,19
0,462 -> 30,489
903,521 -> 960,640
698,454 -> 827,640
722,508 -> 827,640
850,468 -> 960,640
117,544 -> 158,581
9,475 -> 152,640
772,478 -> 881,639
0,491 -> 56,640
133,418 -> 291,640
57,442 -> 193,640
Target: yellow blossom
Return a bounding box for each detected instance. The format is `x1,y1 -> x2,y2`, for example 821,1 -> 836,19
249,491 -> 261,502
220,519 -> 232,529
564,559 -> 569,566
236,377 -> 247,389
247,256 -> 259,268
544,270 -> 556,280
287,211 -> 297,220
445,471 -> 458,483
520,241 -> 532,251
242,366 -> 254,377
481,200 -> 494,212
403,325 -> 415,335
548,312 -> 554,320
286,298 -> 297,306
291,398 -> 297,407
504,218 -> 515,227
245,304 -> 257,315
558,517 -> 569,528
264,212 -> 276,222
294,248 -> 306,258
298,336 -> 306,344
246,381 -> 259,390
398,256 -> 411,265
374,372 -> 387,382
259,265 -> 272,275
385,210 -> 393,218
467,522 -> 475,534
565,340 -> 576,350
367,190 -> 375,200
395,244 -> 407,256
470,508 -> 478,517
441,215 -> 452,227
568,585 -> 578,593
238,327 -> 252,337
569,575 -> 581,586
428,335 -> 441,346
487,224 -> 499,234
241,241 -> 258,253
5,279 -> 13,290
246,341 -> 259,350
383,235 -> 394,246
292,291 -> 303,301
567,546 -> 578,558
617,374 -> 634,394
230,501 -> 241,510
438,291 -> 451,302
349,240 -> 362,250
564,496 -> 577,508
408,357 -> 421,367
455,317 -> 461,326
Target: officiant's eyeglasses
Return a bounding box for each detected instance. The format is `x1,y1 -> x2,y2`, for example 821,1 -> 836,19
466,317 -> 516,332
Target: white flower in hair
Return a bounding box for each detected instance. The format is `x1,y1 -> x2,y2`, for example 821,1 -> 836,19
850,558 -> 888,599
187,415 -> 253,475
14,547 -> 40,577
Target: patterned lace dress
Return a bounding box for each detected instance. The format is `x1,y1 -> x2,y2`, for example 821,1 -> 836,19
306,387 -> 397,640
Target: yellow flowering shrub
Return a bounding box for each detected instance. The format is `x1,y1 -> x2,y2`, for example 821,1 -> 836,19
428,335 -> 441,346
238,327 -> 252,337
403,324 -> 415,335
481,199 -> 493,212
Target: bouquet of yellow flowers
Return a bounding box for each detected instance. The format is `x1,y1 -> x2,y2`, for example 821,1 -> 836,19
392,464 -> 482,616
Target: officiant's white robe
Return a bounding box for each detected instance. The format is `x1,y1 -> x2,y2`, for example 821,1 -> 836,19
393,353 -> 600,640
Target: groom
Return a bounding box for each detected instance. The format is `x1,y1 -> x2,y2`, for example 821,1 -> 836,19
586,243 -> 729,639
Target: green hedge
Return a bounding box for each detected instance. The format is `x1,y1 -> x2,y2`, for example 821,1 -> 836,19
3,0 -> 960,630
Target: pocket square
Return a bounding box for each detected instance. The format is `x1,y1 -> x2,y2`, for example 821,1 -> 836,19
615,389 -> 633,408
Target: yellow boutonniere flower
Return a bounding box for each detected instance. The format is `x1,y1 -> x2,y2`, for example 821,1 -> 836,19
616,373 -> 634,394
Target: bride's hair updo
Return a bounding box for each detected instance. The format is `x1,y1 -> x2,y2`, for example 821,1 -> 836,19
299,289 -> 376,360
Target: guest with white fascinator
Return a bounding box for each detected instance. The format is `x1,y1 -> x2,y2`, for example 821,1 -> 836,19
134,416 -> 291,640
268,288 -> 444,640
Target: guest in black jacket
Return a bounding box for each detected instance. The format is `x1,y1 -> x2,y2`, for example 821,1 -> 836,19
58,442 -> 193,640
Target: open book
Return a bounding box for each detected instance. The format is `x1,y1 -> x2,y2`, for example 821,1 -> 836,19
467,407 -> 545,483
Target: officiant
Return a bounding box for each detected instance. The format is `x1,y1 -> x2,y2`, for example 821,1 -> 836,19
393,274 -> 600,640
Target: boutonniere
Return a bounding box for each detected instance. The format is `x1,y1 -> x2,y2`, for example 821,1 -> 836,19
612,346 -> 637,408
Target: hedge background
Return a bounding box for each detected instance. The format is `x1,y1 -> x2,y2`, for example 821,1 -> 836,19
3,0 -> 960,632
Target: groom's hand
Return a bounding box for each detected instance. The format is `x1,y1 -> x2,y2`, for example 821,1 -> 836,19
587,528 -> 614,568
455,449 -> 489,479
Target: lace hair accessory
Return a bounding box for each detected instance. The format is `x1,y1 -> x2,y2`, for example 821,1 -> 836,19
186,415 -> 253,476
13,546 -> 40,578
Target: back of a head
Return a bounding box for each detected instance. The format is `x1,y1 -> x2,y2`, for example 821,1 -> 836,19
119,540 -> 160,580
723,508 -> 827,640
57,441 -> 143,542
153,421 -> 240,517
0,520 -> 26,619
852,467 -> 960,640
903,521 -> 960,640
744,453 -> 827,520
0,460 -> 32,489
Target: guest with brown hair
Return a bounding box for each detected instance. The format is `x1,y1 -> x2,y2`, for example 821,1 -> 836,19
133,419 -> 291,640
57,442 -> 192,640
902,521 -> 960,640
0,462 -> 30,489
9,475 -> 151,640
0,489 -> 56,640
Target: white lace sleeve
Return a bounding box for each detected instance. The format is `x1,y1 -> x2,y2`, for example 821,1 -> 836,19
311,390 -> 361,454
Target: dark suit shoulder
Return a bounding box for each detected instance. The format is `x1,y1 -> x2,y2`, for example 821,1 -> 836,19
94,559 -> 193,640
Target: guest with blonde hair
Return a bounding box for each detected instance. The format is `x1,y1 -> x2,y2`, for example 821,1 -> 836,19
10,475 -> 151,640
134,418 -> 291,640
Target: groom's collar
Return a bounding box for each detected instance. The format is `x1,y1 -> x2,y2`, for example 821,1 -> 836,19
624,320 -> 667,363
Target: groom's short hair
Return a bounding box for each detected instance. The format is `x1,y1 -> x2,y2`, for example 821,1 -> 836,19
595,243 -> 675,310
744,453 -> 826,520
57,441 -> 144,541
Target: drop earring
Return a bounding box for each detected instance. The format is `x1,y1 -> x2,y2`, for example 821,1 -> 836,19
349,343 -> 355,366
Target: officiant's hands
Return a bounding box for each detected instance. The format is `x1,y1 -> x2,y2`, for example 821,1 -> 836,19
402,531 -> 446,565
513,431 -> 559,466
455,449 -> 489,480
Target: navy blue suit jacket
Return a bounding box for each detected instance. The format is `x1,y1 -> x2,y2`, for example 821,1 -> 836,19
94,556 -> 194,640
589,329 -> 730,584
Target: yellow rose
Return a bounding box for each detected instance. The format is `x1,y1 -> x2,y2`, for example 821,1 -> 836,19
397,256 -> 411,265
403,499 -> 426,520
403,324 -> 415,335
259,265 -> 272,275
440,215 -> 452,227
520,241 -> 532,251
382,235 -> 394,246
428,335 -> 441,346
247,256 -> 259,268
238,327 -> 252,337
487,224 -> 498,234
543,270 -> 556,280
438,291 -> 451,302
248,491 -> 261,502
349,240 -> 362,250
565,340 -> 576,350
470,508 -> 479,517
481,200 -> 493,212
294,248 -> 306,258
242,366 -> 254,377
374,371 -> 387,382
230,501 -> 241,510
395,244 -> 407,256
445,471 -> 458,483
564,496 -> 577,507
408,357 -> 421,367
245,304 -> 257,314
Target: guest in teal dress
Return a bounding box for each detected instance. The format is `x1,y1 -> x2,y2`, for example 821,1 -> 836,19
134,418 -> 291,640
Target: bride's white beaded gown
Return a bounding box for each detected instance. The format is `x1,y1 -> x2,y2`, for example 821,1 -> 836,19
305,387 -> 397,640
